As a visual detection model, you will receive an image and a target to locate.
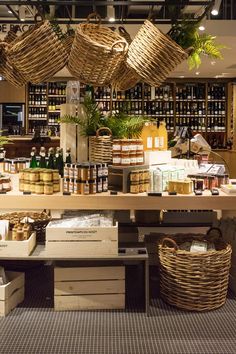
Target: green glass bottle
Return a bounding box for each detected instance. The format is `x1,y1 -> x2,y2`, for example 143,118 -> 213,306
30,147 -> 38,168
65,147 -> 72,164
39,147 -> 47,168
47,147 -> 55,169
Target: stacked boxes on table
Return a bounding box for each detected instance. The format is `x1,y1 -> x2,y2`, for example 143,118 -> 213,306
0,272 -> 25,316
54,266 -> 125,311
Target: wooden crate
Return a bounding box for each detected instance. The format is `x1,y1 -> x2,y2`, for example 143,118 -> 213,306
54,266 -> 125,311
0,233 -> 36,257
0,271 -> 25,316
46,222 -> 118,257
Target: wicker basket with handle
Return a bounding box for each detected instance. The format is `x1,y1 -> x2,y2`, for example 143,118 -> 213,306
158,227 -> 232,311
68,13 -> 128,86
124,19 -> 188,87
7,15 -> 68,84
89,127 -> 113,163
0,41 -> 26,87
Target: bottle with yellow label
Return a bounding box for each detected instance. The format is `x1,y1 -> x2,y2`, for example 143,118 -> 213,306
157,120 -> 168,151
141,121 -> 159,151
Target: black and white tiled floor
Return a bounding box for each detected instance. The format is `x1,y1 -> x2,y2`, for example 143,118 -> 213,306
0,264 -> 236,354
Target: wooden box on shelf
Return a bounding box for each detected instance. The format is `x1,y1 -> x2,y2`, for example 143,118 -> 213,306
0,271 -> 25,316
0,233 -> 36,257
45,222 -> 118,257
54,266 -> 125,311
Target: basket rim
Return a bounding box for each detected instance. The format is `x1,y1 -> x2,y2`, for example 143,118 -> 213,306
159,242 -> 232,256
77,22 -> 128,53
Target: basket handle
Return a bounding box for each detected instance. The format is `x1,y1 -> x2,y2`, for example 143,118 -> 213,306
118,26 -> 128,35
161,237 -> 179,250
96,127 -> 112,137
86,12 -> 101,25
206,227 -> 223,239
111,40 -> 128,53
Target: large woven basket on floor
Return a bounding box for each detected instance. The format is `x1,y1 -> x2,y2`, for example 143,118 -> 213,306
8,16 -> 68,84
68,13 -> 128,86
89,127 -> 112,163
125,19 -> 188,87
158,228 -> 232,311
0,41 -> 26,87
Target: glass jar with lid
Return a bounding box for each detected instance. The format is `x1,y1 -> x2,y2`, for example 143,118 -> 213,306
29,170 -> 39,182
53,180 -> 60,193
43,170 -> 53,182
35,182 -> 44,194
44,182 -> 54,195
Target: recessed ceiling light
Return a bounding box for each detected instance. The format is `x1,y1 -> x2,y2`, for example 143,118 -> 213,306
211,9 -> 219,15
211,61 -> 216,65
199,25 -> 205,31
8,10 -> 12,14
211,0 -> 222,16
196,72 -> 200,75
179,75 -> 185,78
108,17 -> 115,23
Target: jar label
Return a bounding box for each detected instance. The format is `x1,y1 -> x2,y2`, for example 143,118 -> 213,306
159,137 -> 164,148
137,144 -> 144,151
113,144 -> 121,151
121,145 -> 130,152
129,145 -> 136,151
113,157 -> 121,164
154,137 -> 160,148
137,156 -> 144,163
130,157 -> 137,164
121,158 -> 130,164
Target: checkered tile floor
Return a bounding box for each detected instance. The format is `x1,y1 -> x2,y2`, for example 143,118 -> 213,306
0,264 -> 235,354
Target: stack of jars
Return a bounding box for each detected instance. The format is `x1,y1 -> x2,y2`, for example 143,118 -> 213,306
63,162 -> 108,195
19,168 -> 60,194
112,139 -> 144,167
129,169 -> 150,194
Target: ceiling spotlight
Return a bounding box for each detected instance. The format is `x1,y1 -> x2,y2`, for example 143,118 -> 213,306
199,17 -> 206,31
108,17 -> 115,23
179,75 -> 185,78
196,72 -> 200,75
8,10 -> 12,14
211,0 -> 222,16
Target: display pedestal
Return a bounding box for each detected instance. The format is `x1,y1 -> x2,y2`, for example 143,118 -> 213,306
60,103 -> 88,162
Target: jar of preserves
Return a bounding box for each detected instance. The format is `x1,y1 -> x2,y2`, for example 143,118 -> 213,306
35,182 -> 44,194
81,180 -> 89,195
136,152 -> 144,165
23,180 -> 30,192
16,226 -> 24,241
112,152 -> 121,166
52,170 -> 60,181
23,168 -> 30,181
113,139 -> 121,152
30,182 -> 36,194
44,182 -> 54,195
121,152 -> 130,166
136,139 -> 144,151
39,169 -> 45,182
29,170 -> 39,182
130,152 -> 137,166
89,180 -> 97,194
129,139 -> 137,152
53,180 -> 60,193
121,139 -> 130,152
2,177 -> 11,191
19,170 -> 25,180
139,182 -> 145,193
130,182 -> 139,194
43,170 -> 53,182
130,171 -> 139,182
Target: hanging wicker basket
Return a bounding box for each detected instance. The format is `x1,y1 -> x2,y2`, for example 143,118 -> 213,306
124,19 -> 188,87
62,27 -> 75,55
0,42 -> 26,87
7,15 -> 68,84
89,127 -> 113,163
158,228 -> 232,311
68,13 -> 128,86
118,26 -> 132,44
4,27 -> 18,44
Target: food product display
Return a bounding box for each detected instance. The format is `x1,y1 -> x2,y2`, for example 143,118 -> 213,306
63,162 -> 108,194
112,139 -> 144,166
129,169 -> 150,194
19,168 -> 60,194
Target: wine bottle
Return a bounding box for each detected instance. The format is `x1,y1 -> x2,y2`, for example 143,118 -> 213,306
39,147 -> 47,168
47,147 -> 55,169
30,147 -> 38,168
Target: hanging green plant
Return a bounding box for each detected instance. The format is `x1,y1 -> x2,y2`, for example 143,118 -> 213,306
168,17 -> 226,69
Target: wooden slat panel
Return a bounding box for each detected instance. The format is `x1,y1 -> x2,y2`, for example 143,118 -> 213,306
54,294 -> 125,311
55,280 -> 125,295
0,272 -> 25,300
0,287 -> 24,316
54,266 -> 125,281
